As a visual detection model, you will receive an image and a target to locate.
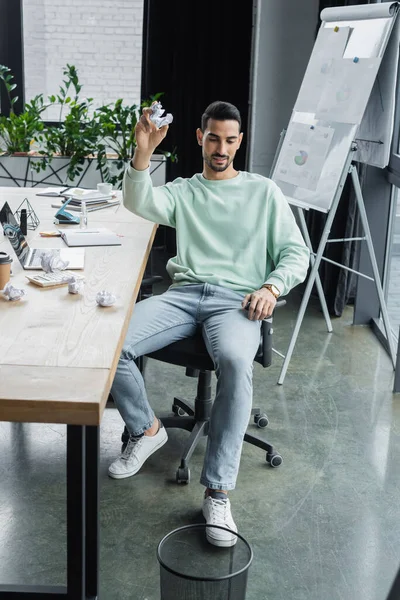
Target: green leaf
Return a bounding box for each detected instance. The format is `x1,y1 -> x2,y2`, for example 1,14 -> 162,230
0,63 -> 175,178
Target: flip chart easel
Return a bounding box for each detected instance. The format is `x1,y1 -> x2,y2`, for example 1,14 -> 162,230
269,3 -> 400,383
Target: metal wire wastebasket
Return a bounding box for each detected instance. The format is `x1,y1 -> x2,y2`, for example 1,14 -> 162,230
157,524 -> 253,600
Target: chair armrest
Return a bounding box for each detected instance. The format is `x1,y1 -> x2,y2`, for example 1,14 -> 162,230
141,275 -> 163,287
138,275 -> 164,302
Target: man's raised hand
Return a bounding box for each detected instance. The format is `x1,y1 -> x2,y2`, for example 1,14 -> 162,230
135,103 -> 169,157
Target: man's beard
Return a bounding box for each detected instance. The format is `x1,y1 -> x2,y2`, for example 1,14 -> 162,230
205,153 -> 232,172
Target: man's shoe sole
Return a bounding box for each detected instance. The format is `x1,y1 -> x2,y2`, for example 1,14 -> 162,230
108,434 -> 168,480
206,529 -> 238,548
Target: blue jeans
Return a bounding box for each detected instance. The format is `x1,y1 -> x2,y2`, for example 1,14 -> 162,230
110,283 -> 261,491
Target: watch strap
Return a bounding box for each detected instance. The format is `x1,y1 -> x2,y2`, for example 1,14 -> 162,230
262,283 -> 280,299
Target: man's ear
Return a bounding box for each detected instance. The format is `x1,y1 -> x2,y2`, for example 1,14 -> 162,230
237,132 -> 243,148
196,128 -> 203,146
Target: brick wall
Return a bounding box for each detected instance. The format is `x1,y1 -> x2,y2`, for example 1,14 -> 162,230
22,0 -> 144,120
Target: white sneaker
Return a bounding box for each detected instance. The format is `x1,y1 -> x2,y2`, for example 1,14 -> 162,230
202,494 -> 238,548
108,422 -> 168,479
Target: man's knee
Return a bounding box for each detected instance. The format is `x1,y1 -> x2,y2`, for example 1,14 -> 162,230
216,353 -> 254,376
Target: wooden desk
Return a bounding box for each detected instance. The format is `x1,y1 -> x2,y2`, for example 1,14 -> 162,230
0,188 -> 157,599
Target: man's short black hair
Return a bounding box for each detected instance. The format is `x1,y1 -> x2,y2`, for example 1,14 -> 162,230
201,101 -> 241,132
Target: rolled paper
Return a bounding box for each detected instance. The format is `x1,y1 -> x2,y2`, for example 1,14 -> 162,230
96,290 -> 116,307
41,251 -> 69,273
149,102 -> 173,129
1,282 -> 26,301
68,281 -> 83,294
62,275 -> 83,295
321,3 -> 397,21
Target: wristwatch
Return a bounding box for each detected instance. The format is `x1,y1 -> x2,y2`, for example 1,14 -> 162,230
262,283 -> 280,299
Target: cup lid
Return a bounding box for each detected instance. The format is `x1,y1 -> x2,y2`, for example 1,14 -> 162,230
0,251 -> 12,265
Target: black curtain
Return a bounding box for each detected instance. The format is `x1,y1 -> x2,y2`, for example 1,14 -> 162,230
141,0 -> 253,181
141,0 -> 253,254
0,0 -> 24,115
307,0 -> 375,316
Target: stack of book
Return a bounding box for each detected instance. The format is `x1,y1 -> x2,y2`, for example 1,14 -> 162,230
50,188 -> 120,212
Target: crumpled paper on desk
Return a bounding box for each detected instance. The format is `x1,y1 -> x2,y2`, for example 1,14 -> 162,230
1,282 -> 26,301
149,102 -> 173,128
41,251 -> 69,273
96,290 -> 116,307
62,275 -> 84,295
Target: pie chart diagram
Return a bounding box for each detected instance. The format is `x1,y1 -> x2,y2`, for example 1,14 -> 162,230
336,84 -> 351,102
294,150 -> 308,166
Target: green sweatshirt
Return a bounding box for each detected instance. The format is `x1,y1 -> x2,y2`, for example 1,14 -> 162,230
123,165 -> 309,296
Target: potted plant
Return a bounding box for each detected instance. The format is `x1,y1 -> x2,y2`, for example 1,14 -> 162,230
0,65 -> 46,155
0,63 -> 176,188
32,64 -> 101,183
95,93 -> 177,189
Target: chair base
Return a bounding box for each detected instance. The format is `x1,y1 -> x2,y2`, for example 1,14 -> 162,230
159,397 -> 283,478
121,394 -> 283,483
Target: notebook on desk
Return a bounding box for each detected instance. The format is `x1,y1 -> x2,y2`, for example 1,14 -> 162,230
59,228 -> 122,247
51,200 -> 120,212
0,201 -> 85,270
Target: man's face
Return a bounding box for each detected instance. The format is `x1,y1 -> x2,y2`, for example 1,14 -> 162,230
196,119 -> 243,173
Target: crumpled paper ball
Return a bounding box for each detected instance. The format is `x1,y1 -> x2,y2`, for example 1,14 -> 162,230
1,282 -> 26,301
41,251 -> 69,273
149,102 -> 173,128
62,275 -> 84,295
96,290 -> 116,307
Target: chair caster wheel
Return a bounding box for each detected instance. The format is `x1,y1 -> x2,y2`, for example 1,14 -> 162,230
267,453 -> 283,468
172,404 -> 186,417
254,412 -> 269,428
176,466 -> 190,484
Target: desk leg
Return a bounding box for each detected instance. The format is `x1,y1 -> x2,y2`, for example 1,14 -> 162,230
67,425 -> 86,599
85,426 -> 99,599
67,425 -> 99,600
0,426 -> 99,599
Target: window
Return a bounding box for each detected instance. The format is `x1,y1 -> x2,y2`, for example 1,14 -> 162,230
388,51 -> 400,339
386,187 -> 400,334
22,0 -> 144,120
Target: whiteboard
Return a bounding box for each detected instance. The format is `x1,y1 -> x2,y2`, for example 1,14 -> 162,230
271,2 -> 399,213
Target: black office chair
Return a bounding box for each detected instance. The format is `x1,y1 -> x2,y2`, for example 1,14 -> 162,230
121,282 -> 285,484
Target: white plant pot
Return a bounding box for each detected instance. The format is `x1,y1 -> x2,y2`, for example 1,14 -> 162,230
0,154 -> 166,188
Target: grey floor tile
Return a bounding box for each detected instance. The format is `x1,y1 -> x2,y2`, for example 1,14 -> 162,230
0,293 -> 399,600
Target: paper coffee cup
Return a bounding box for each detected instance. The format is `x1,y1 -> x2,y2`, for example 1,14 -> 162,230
0,251 -> 12,290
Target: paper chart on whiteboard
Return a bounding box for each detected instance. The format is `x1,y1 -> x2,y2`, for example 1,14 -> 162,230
273,123 -> 334,191
295,26 -> 351,113
316,57 -> 381,124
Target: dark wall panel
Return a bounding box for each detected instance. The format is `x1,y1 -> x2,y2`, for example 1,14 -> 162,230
0,0 -> 24,114
141,0 -> 253,181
